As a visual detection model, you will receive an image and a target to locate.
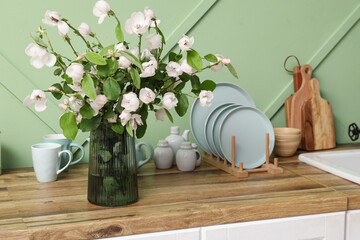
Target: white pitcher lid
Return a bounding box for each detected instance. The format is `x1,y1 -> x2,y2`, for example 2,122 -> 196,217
170,126 -> 180,135
157,140 -> 169,147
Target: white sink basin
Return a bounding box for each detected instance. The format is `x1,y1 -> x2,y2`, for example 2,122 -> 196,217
299,150 -> 360,184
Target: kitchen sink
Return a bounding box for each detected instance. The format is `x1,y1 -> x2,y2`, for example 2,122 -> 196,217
299,149 -> 360,184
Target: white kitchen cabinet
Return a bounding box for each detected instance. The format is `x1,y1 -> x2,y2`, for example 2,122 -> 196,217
201,212 -> 345,240
105,227 -> 200,240
346,209 -> 360,240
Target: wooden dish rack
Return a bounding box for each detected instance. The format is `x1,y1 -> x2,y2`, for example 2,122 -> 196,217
202,133 -> 283,178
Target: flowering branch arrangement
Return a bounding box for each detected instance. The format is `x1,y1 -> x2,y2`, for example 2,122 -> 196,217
24,0 -> 238,140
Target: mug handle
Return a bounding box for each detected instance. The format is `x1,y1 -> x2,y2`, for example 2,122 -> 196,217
69,142 -> 85,165
136,142 -> 154,168
57,150 -> 73,174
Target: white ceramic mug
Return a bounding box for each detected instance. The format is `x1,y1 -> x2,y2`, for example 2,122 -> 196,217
31,143 -> 73,182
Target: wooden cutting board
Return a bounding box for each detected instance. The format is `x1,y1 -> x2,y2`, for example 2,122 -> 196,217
285,65 -> 314,148
302,78 -> 336,150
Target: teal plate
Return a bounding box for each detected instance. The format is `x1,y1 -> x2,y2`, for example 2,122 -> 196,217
219,106 -> 274,169
211,104 -> 241,158
204,103 -> 234,155
190,83 -> 255,153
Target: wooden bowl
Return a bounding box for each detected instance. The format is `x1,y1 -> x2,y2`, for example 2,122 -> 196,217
274,129 -> 301,157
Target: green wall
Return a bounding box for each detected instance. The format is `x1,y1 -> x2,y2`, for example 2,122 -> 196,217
1,0 -> 360,169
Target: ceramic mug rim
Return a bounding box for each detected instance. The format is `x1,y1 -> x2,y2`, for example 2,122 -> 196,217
31,142 -> 62,150
43,134 -> 67,140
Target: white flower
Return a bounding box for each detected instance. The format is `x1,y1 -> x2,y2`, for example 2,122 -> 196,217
25,43 -> 56,69
107,114 -> 118,123
42,10 -> 61,27
222,58 -> 231,65
121,92 -> 139,112
141,49 -> 154,60
139,87 -> 156,104
181,59 -> 196,75
144,6 -> 155,19
140,57 -> 158,78
57,21 -> 69,37
155,108 -> 165,121
66,63 -> 85,82
119,111 -> 131,126
68,82 -> 83,95
23,90 -> 47,112
76,114 -> 82,123
210,54 -> 224,72
178,35 -> 194,51
72,98 -> 83,112
88,95 -> 107,116
78,22 -> 91,37
115,43 -> 127,52
41,10 -> 69,37
162,92 -> 178,110
199,90 -> 214,107
125,12 -> 150,35
118,56 -> 131,69
93,0 -> 110,24
145,33 -> 162,50
166,61 -> 183,78
130,114 -> 143,130
95,94 -> 107,107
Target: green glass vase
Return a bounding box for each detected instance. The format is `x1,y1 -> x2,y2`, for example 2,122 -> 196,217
87,123 -> 138,206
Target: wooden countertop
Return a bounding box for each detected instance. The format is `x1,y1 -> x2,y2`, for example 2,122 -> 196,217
1,145 -> 360,239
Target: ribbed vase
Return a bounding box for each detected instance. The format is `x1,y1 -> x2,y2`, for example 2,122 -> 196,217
87,123 -> 138,206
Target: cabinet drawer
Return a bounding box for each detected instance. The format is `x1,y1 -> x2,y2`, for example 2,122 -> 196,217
201,212 -> 345,240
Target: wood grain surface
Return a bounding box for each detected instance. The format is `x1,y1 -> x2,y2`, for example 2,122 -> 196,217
0,145 -> 360,239
302,78 -> 336,150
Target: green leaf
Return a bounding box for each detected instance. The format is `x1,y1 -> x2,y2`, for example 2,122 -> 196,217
226,63 -> 239,79
187,49 -> 203,72
169,52 -> 177,62
99,150 -> 112,162
82,74 -> 97,100
103,177 -> 119,194
59,112 -> 78,140
63,82 -> 74,94
79,103 -> 94,119
50,83 -> 63,100
86,52 -> 106,65
53,68 -> 62,76
136,122 -> 147,139
103,77 -> 121,100
204,54 -> 218,62
112,123 -> 124,134
126,122 -> 133,136
119,50 -> 143,70
190,75 -> 201,90
200,80 -> 217,91
97,59 -> 117,77
175,94 -> 189,117
100,44 -> 115,56
115,23 -> 124,43
174,82 -> 185,91
164,109 -> 174,123
103,110 -> 115,119
30,33 -> 47,48
80,115 -> 101,132
130,68 -> 141,89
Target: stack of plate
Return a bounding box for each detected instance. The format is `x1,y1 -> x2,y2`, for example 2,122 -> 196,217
190,82 -> 274,169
